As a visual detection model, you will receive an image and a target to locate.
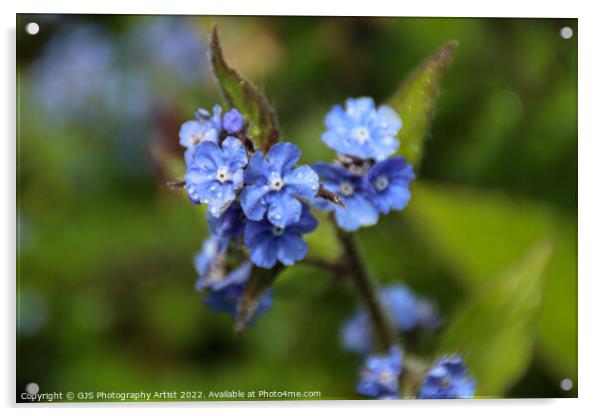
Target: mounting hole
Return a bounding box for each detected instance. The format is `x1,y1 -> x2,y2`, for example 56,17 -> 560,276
25,22 -> 40,35
560,378 -> 573,391
560,26 -> 573,39
25,382 -> 39,395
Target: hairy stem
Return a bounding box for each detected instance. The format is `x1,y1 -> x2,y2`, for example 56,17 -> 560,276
335,227 -> 397,352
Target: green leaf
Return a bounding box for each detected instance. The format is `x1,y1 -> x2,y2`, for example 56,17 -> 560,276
389,41 -> 458,166
406,182 -> 577,383
406,183 -> 553,289
235,264 -> 284,334
438,242 -> 553,397
210,26 -> 280,151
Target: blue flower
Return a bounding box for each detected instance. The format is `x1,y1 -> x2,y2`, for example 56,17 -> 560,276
381,284 -> 439,331
185,136 -> 248,217
179,104 -> 222,149
367,157 -> 415,214
312,162 -> 378,231
418,356 -> 477,399
341,312 -> 374,355
241,143 -> 319,228
31,25 -> 116,124
322,97 -> 402,161
244,203 -> 318,268
357,346 -> 403,399
207,201 -> 246,240
222,108 -> 244,134
203,261 -> 273,322
341,284 -> 440,354
413,298 -> 442,331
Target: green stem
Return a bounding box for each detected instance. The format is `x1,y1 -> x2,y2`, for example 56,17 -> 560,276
335,227 -> 397,352
332,221 -> 429,398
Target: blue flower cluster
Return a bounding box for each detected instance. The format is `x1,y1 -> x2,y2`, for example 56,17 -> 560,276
313,97 -> 415,231
356,346 -> 403,399
181,105 -> 321,317
418,356 -> 476,399
32,18 -> 207,127
341,284 -> 440,355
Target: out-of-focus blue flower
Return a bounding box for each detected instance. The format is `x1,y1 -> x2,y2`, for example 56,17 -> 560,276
125,16 -> 206,84
208,201 -> 246,240
322,97 -> 402,161
312,162 -> 378,231
341,312 -> 374,355
367,157 -> 415,214
185,136 -> 248,217
419,356 -> 477,399
194,236 -> 227,291
244,203 -> 318,268
341,284 -> 440,354
179,105 -> 222,149
381,284 -> 422,331
241,143 -> 319,228
413,298 -> 442,331
356,346 -> 403,399
31,25 -> 116,124
222,108 -> 244,134
203,261 -> 273,322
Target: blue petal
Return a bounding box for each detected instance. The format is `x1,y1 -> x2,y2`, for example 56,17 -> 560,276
311,162 -> 349,185
198,182 -> 236,217
221,136 -> 248,171
321,130 -> 356,157
377,105 -> 403,135
283,165 -> 320,199
222,108 -> 244,134
266,142 -> 301,173
193,140 -> 223,168
356,380 -> 381,398
276,234 -> 307,265
368,157 -> 414,213
244,219 -> 272,248
208,202 -> 245,238
266,192 -> 303,227
341,312 -> 374,354
244,152 -> 270,184
379,284 -> 418,331
414,298 -> 441,330
324,104 -> 347,130
370,135 -> 400,161
334,194 -> 379,231
286,204 -> 319,234
345,97 -> 375,122
184,170 -> 215,204
240,184 -> 270,221
208,104 -> 222,129
248,235 -> 279,269
179,120 -> 201,148
203,284 -> 243,315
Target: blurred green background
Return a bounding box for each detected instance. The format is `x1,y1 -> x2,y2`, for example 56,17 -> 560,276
16,15 -> 577,400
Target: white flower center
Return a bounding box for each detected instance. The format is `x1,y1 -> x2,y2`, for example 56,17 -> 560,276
352,126 -> 371,144
374,175 -> 389,192
378,369 -> 394,384
272,226 -> 285,236
269,172 -> 284,191
440,376 -> 452,389
216,167 -> 230,183
339,181 -> 354,197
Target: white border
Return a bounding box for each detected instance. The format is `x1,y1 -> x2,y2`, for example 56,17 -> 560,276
3,1 -> 600,415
